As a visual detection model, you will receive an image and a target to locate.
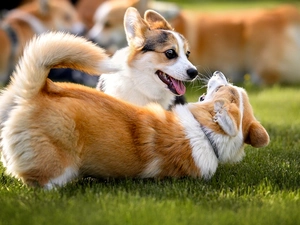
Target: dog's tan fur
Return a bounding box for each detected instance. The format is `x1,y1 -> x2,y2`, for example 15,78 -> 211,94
0,32 -> 269,189
76,0 -> 107,29
0,0 -> 85,84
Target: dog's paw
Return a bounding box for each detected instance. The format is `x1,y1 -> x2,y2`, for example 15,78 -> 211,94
213,100 -> 238,137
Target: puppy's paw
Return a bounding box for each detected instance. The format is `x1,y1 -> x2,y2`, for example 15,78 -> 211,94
213,100 -> 239,137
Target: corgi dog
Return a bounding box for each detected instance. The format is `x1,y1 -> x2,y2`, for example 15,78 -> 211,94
0,32 -> 269,189
171,4 -> 300,85
96,7 -> 198,110
88,1 -> 300,85
76,0 -> 107,30
87,0 -> 180,53
0,0 -> 85,85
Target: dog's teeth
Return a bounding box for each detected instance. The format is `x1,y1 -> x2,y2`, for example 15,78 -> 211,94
164,73 -> 169,80
163,73 -> 168,80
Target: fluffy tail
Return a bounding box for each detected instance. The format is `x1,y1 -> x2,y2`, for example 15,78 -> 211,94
9,31 -> 118,100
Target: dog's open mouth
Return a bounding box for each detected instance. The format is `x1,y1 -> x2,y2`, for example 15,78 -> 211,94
156,70 -> 186,95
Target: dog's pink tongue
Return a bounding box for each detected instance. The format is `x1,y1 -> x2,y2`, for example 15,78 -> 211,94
170,77 -> 186,95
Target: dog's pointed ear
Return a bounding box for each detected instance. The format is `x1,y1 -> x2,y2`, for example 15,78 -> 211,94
39,0 -> 50,14
214,100 -> 240,137
144,9 -> 174,30
124,7 -> 149,48
245,121 -> 270,148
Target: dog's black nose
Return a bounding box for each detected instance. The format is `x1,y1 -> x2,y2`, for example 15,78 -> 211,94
187,68 -> 198,79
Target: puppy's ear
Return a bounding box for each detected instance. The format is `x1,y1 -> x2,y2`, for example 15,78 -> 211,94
144,9 -> 174,30
214,100 -> 240,137
39,0 -> 50,15
124,7 -> 149,48
245,121 -> 270,148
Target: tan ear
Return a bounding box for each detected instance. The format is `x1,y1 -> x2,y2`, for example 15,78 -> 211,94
124,7 -> 149,48
39,0 -> 50,14
245,121 -> 270,148
144,9 -> 174,30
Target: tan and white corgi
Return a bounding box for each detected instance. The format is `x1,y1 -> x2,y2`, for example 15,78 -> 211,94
0,32 -> 269,189
96,7 -> 198,109
0,0 -> 85,85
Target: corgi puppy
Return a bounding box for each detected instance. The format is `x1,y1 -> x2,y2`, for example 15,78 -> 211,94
88,1 -> 300,85
0,0 -> 85,85
95,7 -> 198,110
0,32 -> 269,189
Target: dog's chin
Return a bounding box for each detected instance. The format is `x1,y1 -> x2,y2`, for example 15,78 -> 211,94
155,70 -> 186,96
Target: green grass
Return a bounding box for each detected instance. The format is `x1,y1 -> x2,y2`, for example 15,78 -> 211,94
1,84 -> 300,225
161,0 -> 300,11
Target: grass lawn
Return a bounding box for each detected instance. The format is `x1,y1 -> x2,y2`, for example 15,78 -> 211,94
0,83 -> 299,225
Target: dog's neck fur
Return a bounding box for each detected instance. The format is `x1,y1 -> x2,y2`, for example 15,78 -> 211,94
173,104 -> 219,179
199,124 -> 220,158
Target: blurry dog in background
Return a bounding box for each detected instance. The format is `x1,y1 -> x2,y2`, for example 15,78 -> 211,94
75,0 -> 106,30
0,0 -> 85,85
87,0 -> 300,85
96,7 -> 198,109
172,4 -> 300,85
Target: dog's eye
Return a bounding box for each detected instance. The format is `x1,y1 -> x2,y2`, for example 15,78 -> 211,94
199,94 -> 205,102
165,49 -> 177,59
186,51 -> 190,58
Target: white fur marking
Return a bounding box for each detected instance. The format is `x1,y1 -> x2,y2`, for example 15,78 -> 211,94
174,105 -> 218,179
163,31 -> 197,81
140,158 -> 162,178
44,167 -> 78,190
